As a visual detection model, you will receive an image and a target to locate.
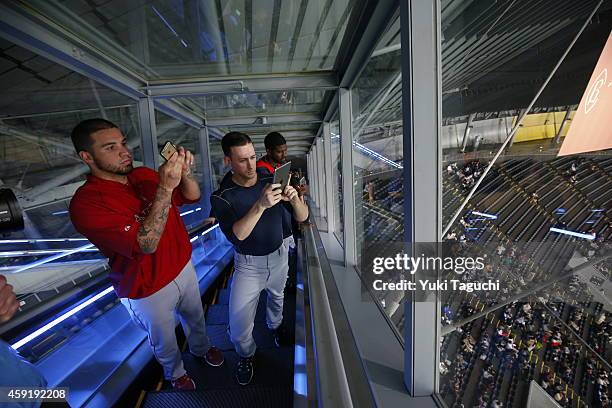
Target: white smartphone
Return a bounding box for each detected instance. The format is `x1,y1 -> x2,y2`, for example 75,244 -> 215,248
273,161 -> 292,190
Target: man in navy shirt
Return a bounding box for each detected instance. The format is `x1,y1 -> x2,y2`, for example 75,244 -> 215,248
211,132 -> 308,385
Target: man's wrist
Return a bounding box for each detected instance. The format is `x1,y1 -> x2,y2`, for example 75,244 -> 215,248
290,195 -> 302,206
157,185 -> 174,196
254,201 -> 266,213
181,168 -> 194,180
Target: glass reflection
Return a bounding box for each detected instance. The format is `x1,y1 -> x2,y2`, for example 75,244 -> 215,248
439,1 -> 611,407
25,0 -> 355,78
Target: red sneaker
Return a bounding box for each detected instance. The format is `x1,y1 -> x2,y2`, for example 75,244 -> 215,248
204,346 -> 225,367
171,374 -> 196,390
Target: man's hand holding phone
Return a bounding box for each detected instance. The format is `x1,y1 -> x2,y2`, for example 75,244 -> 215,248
258,183 -> 283,209
158,150 -> 185,191
281,175 -> 300,203
160,142 -> 194,179
177,146 -> 195,178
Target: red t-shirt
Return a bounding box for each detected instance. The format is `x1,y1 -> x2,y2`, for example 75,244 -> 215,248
256,158 -> 278,174
69,167 -> 198,299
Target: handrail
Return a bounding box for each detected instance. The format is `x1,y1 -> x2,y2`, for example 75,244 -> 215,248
302,222 -> 377,408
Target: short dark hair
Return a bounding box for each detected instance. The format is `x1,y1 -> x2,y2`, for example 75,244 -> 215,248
71,118 -> 118,154
221,131 -> 252,156
264,132 -> 286,150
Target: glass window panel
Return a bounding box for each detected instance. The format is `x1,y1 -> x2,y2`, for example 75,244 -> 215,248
23,0 -> 355,79
154,110 -> 204,230
209,135 -> 227,191
439,1 -> 611,406
177,89 -> 328,119
351,15 -> 403,329
0,42 -> 141,360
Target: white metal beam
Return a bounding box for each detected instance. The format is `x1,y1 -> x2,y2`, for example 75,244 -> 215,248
323,122 -> 335,233
207,114 -> 322,127
401,0 -> 441,397
339,88 -> 357,267
145,72 -> 338,98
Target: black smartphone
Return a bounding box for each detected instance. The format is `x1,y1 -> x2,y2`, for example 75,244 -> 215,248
160,141 -> 177,161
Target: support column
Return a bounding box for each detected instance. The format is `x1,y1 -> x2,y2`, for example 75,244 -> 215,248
460,113 -> 475,152
323,122 -> 335,233
316,139 -> 327,218
552,105 -> 573,145
400,0 -> 440,396
137,97 -> 159,169
199,125 -> 214,215
339,88 -> 357,267
507,108 -> 527,149
312,146 -> 318,208
307,151 -> 314,206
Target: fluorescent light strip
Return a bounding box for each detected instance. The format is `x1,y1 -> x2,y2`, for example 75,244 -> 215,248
0,238 -> 89,244
51,210 -> 68,216
201,223 -> 220,236
0,248 -> 99,257
190,223 -> 220,242
353,142 -> 402,169
330,133 -> 402,168
11,221 -> 222,349
11,286 -> 115,350
180,207 -> 202,217
13,244 -> 95,273
152,6 -> 180,37
549,227 -> 596,240
151,6 -> 189,47
471,211 -> 498,219
293,345 -> 307,396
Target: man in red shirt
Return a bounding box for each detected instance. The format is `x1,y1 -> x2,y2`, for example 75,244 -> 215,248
256,131 -> 287,174
68,119 -> 223,390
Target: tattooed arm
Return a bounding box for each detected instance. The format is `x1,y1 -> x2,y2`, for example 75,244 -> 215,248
137,153 -> 184,254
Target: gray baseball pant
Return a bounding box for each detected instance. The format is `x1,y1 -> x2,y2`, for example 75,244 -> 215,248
120,260 -> 210,380
229,242 -> 289,357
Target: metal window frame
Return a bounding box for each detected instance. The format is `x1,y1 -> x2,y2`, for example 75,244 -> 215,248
137,98 -> 159,169
145,72 -> 338,98
339,88 -> 357,267
312,146 -> 318,209
400,0 -> 441,397
307,151 -> 314,208
316,138 -> 326,218
323,122 -> 335,233
0,1 -> 211,196
199,125 -> 215,215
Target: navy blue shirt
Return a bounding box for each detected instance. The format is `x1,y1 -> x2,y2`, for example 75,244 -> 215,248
211,174 -> 292,255
209,171 -> 234,218
256,166 -> 293,239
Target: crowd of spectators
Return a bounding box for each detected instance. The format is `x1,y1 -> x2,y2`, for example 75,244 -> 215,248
439,158 -> 611,408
